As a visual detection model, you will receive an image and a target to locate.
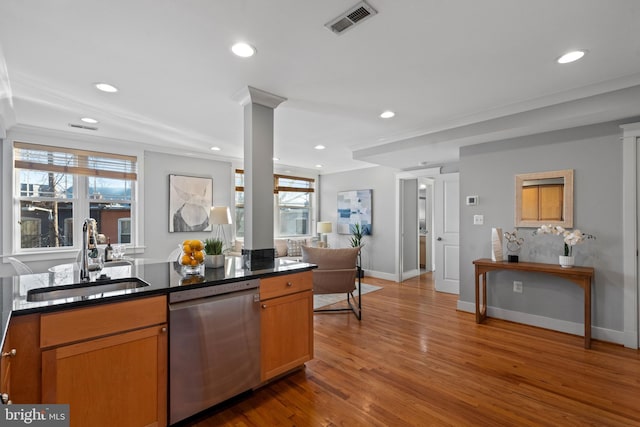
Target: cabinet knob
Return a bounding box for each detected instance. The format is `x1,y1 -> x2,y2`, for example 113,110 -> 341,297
286,282 -> 293,287
261,304 -> 267,309
161,327 -> 167,333
1,393 -> 9,404
437,237 -> 443,241
1,349 -> 16,358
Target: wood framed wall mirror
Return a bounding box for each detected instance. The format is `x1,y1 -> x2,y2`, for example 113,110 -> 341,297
515,169 -> 573,228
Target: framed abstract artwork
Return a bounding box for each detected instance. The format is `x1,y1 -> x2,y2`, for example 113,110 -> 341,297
337,189 -> 372,235
169,174 -> 213,232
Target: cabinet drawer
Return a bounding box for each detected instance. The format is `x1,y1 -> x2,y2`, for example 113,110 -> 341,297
40,296 -> 166,348
260,272 -> 312,300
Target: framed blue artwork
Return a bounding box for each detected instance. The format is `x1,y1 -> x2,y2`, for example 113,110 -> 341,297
337,189 -> 372,235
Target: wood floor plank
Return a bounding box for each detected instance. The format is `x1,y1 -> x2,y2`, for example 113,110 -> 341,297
181,273 -> 640,427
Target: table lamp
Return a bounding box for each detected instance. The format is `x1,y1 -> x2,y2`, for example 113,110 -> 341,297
317,221 -> 332,248
210,206 -> 233,252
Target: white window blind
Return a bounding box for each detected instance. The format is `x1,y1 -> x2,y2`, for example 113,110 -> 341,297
14,141 -> 137,181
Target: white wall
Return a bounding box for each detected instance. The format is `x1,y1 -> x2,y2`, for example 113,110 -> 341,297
459,120 -> 628,342
319,165 -> 399,279
142,151 -> 233,261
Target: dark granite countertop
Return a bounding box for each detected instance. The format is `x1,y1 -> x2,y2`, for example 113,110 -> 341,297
0,256 -> 315,350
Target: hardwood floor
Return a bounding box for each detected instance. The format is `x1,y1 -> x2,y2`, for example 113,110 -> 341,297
183,273 -> 640,426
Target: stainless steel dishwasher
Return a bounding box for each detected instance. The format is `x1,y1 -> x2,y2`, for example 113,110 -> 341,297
169,279 -> 261,425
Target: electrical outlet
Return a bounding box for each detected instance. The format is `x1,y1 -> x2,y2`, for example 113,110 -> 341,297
473,215 -> 484,225
513,281 -> 523,293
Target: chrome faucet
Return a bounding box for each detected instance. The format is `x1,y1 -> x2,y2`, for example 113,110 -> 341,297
80,218 -> 98,281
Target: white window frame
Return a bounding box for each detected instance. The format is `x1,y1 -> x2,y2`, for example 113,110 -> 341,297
234,169 -> 317,239
2,126 -> 146,262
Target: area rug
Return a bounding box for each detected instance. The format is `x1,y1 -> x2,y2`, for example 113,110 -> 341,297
313,282 -> 382,309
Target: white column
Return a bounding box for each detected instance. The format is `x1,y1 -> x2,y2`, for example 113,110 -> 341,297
621,122 -> 640,348
235,86 -> 286,269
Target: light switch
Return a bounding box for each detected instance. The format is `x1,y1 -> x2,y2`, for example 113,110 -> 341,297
473,215 -> 484,225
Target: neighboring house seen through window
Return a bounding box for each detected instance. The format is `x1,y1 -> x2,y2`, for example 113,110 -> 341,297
13,142 -> 137,253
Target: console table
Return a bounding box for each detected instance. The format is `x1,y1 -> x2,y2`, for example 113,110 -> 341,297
473,258 -> 595,348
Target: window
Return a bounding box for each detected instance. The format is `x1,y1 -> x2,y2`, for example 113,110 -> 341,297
13,142 -> 137,252
118,218 -> 131,244
234,170 -> 314,238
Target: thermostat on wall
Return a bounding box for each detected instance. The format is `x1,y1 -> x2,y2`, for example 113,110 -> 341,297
466,195 -> 478,206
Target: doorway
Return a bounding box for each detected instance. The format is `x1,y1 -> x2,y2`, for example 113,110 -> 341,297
419,179 -> 433,273
396,168 -> 459,293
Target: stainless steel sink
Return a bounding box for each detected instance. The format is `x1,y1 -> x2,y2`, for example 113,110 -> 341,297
26,277 -> 149,302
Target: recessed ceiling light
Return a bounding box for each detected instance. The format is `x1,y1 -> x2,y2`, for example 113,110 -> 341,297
81,117 -> 98,124
94,82 -> 118,93
314,145 -> 326,150
210,146 -> 221,151
557,50 -> 586,64
273,157 -> 280,161
231,42 -> 256,58
315,164 -> 323,168
380,110 -> 395,119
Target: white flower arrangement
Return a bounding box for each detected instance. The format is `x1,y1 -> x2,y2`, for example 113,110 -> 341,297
534,224 -> 595,256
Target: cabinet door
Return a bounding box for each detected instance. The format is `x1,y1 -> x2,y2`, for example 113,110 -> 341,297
3,314 -> 41,404
42,324 -> 167,427
1,335 -> 11,402
261,290 -> 313,381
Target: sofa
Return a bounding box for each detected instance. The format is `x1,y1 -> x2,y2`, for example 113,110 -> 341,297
228,237 -> 315,261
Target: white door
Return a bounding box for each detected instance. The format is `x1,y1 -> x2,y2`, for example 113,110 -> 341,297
434,173 -> 459,294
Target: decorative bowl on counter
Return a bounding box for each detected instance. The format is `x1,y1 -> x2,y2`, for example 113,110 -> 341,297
180,240 -> 205,275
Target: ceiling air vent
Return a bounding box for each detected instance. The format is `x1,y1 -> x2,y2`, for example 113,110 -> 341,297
325,1 -> 378,35
68,123 -> 98,131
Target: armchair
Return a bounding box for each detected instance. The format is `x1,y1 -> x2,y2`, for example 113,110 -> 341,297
301,246 -> 362,320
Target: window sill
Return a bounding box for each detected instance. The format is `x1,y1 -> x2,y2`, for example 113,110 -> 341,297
7,245 -> 147,263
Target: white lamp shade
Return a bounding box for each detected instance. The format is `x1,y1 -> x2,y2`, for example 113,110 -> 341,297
317,221 -> 332,234
210,206 -> 232,225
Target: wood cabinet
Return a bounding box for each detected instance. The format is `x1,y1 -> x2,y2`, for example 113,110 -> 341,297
39,296 -> 167,427
1,313 -> 42,404
1,331 -> 13,403
260,271 -> 313,382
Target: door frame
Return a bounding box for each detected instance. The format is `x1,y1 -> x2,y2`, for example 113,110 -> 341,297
621,122 -> 639,349
395,168 -> 441,282
419,178 -> 434,272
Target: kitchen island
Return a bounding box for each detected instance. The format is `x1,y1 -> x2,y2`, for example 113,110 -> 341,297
0,256 -> 316,426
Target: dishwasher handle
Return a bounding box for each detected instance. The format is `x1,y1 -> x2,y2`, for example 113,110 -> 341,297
169,279 -> 259,304
169,287 -> 259,311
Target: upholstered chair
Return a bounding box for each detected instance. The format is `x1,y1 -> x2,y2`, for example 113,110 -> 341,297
301,246 -> 362,320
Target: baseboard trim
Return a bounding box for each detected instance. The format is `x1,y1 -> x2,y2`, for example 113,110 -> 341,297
364,269 -> 397,282
401,269 -> 420,280
457,301 -> 624,345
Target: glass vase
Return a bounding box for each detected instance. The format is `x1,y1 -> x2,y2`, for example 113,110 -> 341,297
180,240 -> 205,275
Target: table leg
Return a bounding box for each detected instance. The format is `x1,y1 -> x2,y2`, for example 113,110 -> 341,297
481,272 -> 487,322
475,268 -> 480,323
475,269 -> 487,323
584,278 -> 591,349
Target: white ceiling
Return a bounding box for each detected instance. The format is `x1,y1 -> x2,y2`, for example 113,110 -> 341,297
1,1 -> 640,174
